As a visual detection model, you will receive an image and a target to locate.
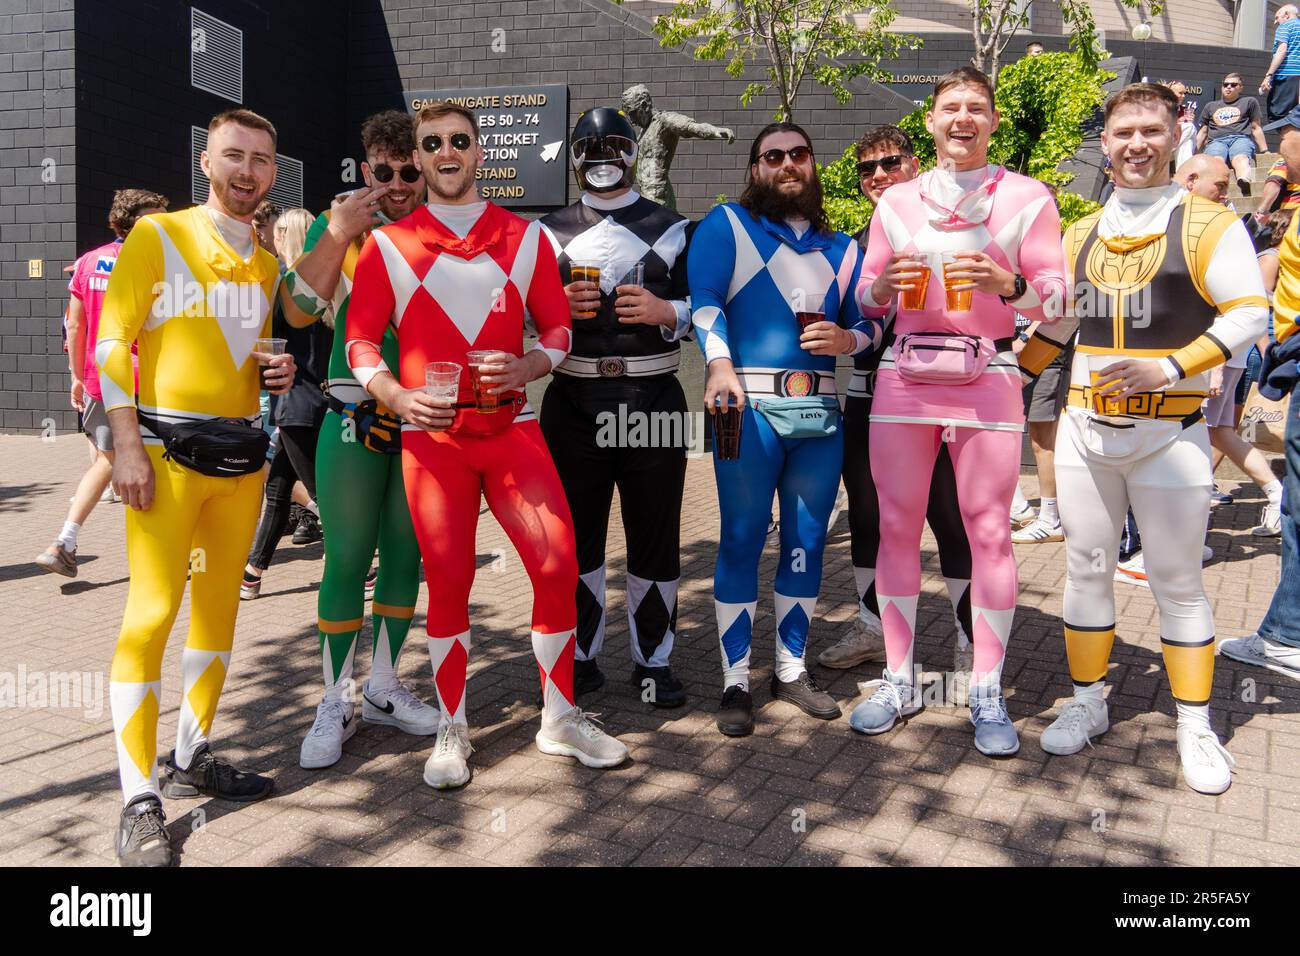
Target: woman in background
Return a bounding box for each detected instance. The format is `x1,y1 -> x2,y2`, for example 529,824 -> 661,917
242,208 -> 333,599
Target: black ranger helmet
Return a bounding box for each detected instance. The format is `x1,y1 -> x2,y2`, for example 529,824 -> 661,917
570,108 -> 638,194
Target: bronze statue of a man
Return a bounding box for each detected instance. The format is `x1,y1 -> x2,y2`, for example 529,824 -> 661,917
621,84 -> 735,210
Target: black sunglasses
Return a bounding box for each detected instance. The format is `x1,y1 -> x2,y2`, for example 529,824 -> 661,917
371,163 -> 422,184
757,145 -> 813,168
1221,82 -> 1241,88
857,154 -> 907,176
421,132 -> 473,153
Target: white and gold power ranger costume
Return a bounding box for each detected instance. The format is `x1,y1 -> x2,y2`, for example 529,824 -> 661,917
1023,185 -> 1267,794
98,206 -> 280,807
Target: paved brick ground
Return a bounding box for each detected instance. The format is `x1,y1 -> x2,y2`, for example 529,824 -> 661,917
2,432 -> 1298,867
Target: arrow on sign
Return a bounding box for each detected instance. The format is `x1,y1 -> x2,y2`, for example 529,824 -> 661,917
540,141 -> 562,162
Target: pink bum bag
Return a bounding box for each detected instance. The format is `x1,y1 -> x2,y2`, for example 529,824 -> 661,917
894,333 -> 989,385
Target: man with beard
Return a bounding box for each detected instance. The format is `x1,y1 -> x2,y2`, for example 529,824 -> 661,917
1035,83 -> 1266,794
852,68 -> 1067,757
279,109 -> 439,770
99,109 -> 296,865
537,107 -> 692,707
816,126 -> 976,707
689,122 -> 882,737
347,101 -> 630,789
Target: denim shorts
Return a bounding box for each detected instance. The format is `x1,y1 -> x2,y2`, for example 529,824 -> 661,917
1205,134 -> 1256,163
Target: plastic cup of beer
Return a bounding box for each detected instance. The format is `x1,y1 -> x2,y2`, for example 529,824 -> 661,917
570,260 -> 602,318
796,292 -> 826,331
713,400 -> 744,461
423,361 -> 461,405
1087,354 -> 1124,416
898,254 -> 931,312
465,349 -> 505,414
254,337 -> 287,389
942,252 -> 974,313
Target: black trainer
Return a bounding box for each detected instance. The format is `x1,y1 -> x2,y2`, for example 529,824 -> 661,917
716,684 -> 754,736
574,658 -> 606,697
115,796 -> 172,868
771,671 -> 841,720
630,664 -> 686,708
159,745 -> 274,802
293,511 -> 322,545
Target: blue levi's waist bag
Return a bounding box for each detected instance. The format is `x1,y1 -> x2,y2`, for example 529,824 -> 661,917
751,396 -> 841,439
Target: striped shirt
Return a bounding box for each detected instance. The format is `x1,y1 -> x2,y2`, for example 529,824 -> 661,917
1274,19 -> 1300,78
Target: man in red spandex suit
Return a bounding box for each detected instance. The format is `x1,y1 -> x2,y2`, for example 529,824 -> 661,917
346,101 -> 630,789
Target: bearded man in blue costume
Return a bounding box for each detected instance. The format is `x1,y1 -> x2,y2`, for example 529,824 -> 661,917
689,122 -> 883,737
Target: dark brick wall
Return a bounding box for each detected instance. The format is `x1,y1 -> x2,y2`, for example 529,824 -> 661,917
75,0 -> 351,251
354,0 -> 919,221
0,0 -> 76,436
0,0 -> 1282,433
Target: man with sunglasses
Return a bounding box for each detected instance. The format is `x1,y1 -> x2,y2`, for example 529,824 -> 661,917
817,127 -> 977,706
690,122 -> 882,736
280,109 -> 437,771
1196,73 -> 1266,197
537,107 -> 693,707
347,100 -> 630,789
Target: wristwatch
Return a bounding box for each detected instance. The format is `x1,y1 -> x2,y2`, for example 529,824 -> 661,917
1000,273 -> 1027,303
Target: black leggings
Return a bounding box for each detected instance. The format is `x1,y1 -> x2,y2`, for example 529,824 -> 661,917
247,423 -> 320,571
539,374 -> 687,666
843,393 -> 973,634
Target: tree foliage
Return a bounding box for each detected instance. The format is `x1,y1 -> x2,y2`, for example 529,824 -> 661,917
645,0 -> 920,122
898,50 -> 1110,187
969,0 -> 1162,86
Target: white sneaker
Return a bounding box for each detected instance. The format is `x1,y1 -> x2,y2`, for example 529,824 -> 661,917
817,614 -> 886,669
299,698 -> 357,769
423,723 -> 473,789
1114,553 -> 1149,588
361,680 -> 440,735
951,640 -> 973,707
1011,517 -> 1064,544
535,707 -> 630,768
1218,633 -> 1300,681
1010,504 -> 1038,529
1040,697 -> 1109,755
1202,545 -> 1214,564
1252,501 -> 1282,537
1176,723 -> 1235,795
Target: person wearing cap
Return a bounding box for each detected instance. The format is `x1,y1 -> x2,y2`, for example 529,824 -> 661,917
1220,103 -> 1300,683
537,107 -> 694,707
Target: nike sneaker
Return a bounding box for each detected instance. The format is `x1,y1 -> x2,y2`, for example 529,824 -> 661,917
361,680 -> 439,735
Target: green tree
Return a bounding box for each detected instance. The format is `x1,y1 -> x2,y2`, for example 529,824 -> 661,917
970,0 -> 1162,87
643,0 -> 920,123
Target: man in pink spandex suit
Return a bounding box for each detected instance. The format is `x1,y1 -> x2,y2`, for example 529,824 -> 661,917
850,67 -> 1067,757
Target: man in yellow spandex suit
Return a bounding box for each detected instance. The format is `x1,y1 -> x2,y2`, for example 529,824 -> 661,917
99,109 -> 296,867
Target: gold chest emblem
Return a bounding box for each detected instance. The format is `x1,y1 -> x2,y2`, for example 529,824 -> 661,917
1083,234 -> 1166,299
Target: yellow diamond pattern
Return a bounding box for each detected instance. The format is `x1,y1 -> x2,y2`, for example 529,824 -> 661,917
121,688 -> 159,779
186,656 -> 228,738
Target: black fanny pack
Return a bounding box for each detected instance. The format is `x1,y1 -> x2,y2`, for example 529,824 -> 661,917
140,413 -> 269,477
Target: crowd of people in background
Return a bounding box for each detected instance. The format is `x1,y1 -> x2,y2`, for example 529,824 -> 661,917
27,48 -> 1300,870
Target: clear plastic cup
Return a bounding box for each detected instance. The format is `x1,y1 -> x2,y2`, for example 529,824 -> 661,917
899,254 -> 932,312
465,349 -> 507,413
424,361 -> 462,404
254,337 -> 287,389
942,252 -> 973,313
795,291 -> 826,330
